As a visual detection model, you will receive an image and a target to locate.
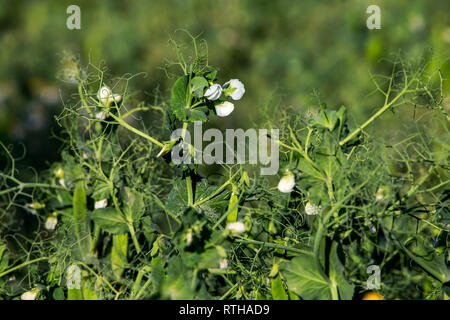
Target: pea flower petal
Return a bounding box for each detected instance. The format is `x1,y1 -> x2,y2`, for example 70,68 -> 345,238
204,83 -> 222,100
94,199 -> 108,209
45,216 -> 58,231
215,101 -> 235,117
277,171 -> 295,193
223,79 -> 245,100
226,221 -> 246,235
97,86 -> 111,105
21,288 -> 39,300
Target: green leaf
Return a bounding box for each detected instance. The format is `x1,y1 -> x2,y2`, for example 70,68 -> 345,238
91,208 -> 128,234
52,287 -> 65,300
166,179 -> 228,217
329,242 -> 354,300
204,70 -> 217,81
271,275 -> 289,300
121,187 -> 145,223
281,252 -> 331,300
190,76 -> 208,98
313,109 -> 339,131
169,75 -> 189,121
187,109 -> 207,122
92,180 -> 112,201
112,233 -> 128,280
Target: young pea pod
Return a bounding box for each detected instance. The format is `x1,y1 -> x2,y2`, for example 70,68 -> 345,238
112,233 -> 129,280
73,182 -> 91,260
226,185 -> 239,223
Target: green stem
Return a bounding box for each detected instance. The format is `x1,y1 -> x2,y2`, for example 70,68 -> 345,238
181,122 -> 194,206
236,238 -> 311,255
339,86 -> 408,146
219,283 -> 239,300
128,223 -> 142,254
0,257 -> 49,278
109,113 -> 164,148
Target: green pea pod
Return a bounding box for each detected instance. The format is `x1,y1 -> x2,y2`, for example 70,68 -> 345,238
226,185 -> 239,223
73,182 -> 91,259
112,233 -> 129,280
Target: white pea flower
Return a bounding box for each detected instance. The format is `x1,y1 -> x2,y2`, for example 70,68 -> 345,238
375,186 -> 390,201
215,101 -> 235,117
95,111 -> 107,120
97,86 -> 122,106
204,84 -> 222,100
219,258 -> 228,269
277,171 -> 295,193
45,216 -> 58,231
223,79 -> 245,100
107,93 -> 122,105
226,221 -> 246,235
21,288 -> 39,300
94,199 -> 108,209
305,202 -> 321,216
186,229 -> 193,246
97,86 -> 111,105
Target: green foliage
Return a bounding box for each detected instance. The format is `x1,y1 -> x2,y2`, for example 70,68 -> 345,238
0,36 -> 448,301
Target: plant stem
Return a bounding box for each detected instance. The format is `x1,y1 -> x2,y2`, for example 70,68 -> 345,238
339,86 -> 408,146
109,113 -> 164,148
236,238 -> 311,255
219,283 -> 239,300
128,223 -> 142,254
0,257 -> 49,278
181,121 -> 194,206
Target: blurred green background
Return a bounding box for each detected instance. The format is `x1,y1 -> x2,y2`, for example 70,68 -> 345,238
0,0 -> 449,174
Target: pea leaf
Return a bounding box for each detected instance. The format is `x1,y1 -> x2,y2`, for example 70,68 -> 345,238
281,252 -> 331,300
121,187 -> 145,223
92,180 -> 111,201
190,76 -> 208,98
271,275 -> 289,300
169,75 -> 189,121
187,109 -> 207,122
329,242 -> 354,300
204,70 -> 217,81
91,208 -> 128,234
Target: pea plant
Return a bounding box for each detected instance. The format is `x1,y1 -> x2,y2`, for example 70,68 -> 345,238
0,36 -> 449,300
